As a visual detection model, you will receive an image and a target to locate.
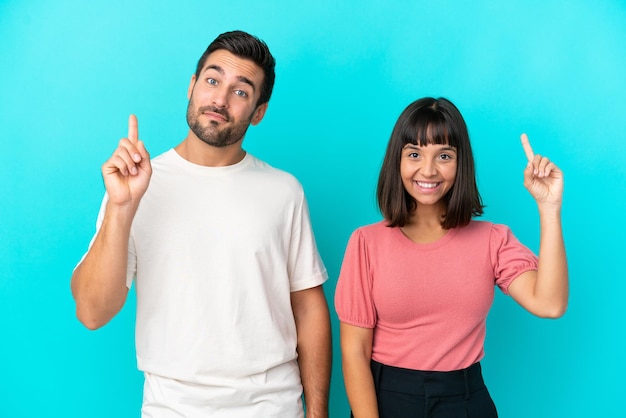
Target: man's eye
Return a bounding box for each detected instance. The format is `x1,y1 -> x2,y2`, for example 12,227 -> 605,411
206,78 -> 218,85
234,90 -> 248,98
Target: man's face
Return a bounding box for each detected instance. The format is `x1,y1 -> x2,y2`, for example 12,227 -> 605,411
186,50 -> 267,148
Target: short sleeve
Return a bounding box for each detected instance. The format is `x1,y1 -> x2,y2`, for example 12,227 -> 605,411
334,229 -> 376,328
490,224 -> 538,294
286,192 -> 328,292
126,233 -> 137,289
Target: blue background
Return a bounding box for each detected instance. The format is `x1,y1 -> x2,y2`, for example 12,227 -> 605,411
1,0 -> 625,416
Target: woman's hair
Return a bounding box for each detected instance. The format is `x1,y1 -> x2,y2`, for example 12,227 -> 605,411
377,97 -> 484,229
195,30 -> 276,107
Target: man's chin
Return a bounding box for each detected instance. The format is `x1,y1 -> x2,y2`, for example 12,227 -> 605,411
198,135 -> 242,149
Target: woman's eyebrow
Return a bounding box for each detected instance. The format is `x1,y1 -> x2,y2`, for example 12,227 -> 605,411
403,144 -> 456,151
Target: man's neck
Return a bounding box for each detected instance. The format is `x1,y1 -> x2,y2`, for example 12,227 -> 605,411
174,133 -> 246,167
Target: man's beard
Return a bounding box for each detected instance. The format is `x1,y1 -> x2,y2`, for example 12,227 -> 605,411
186,100 -> 252,148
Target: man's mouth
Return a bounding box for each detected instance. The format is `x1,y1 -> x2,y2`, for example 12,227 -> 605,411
200,107 -> 230,122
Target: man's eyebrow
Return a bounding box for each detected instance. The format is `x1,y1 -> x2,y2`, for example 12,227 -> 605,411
204,65 -> 257,91
236,76 -> 256,91
205,64 -> 225,75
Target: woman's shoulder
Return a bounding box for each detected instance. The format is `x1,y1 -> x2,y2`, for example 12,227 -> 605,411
345,221 -> 406,251
353,220 -> 394,237
457,220 -> 513,240
461,220 -> 520,248
464,219 -> 511,232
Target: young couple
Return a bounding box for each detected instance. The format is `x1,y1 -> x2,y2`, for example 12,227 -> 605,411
72,30 -> 567,418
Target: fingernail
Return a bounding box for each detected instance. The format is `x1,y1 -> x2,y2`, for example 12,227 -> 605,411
131,166 -> 138,175
133,153 -> 141,162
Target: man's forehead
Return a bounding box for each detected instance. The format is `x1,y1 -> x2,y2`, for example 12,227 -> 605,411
201,50 -> 263,82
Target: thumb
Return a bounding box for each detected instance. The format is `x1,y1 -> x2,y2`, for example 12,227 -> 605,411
136,140 -> 151,167
523,162 -> 535,187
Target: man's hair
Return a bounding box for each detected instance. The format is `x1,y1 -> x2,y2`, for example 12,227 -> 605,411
377,97 -> 484,229
195,30 -> 276,107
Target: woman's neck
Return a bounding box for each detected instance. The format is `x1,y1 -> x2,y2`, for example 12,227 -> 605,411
401,203 -> 448,244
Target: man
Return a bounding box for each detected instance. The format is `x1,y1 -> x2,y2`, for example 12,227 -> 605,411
71,30 -> 331,417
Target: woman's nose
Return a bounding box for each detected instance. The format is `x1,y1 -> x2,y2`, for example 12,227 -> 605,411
420,159 -> 437,176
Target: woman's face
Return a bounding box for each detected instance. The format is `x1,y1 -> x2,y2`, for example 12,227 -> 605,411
400,142 -> 458,208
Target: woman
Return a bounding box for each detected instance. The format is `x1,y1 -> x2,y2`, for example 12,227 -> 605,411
334,97 -> 567,418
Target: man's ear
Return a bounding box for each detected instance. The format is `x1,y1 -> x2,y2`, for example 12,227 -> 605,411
251,102 -> 268,125
187,75 -> 196,99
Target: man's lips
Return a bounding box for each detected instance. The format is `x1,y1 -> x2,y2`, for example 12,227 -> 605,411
200,107 -> 230,122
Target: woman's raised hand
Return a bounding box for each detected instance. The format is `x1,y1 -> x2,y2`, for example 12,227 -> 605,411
521,133 -> 563,209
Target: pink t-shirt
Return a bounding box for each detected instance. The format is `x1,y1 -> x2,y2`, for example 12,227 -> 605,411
334,220 -> 538,372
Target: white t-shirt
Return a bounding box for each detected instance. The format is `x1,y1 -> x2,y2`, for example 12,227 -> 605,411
90,149 -> 328,417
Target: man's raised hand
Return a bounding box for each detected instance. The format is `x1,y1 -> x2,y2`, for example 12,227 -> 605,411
101,114 -> 152,207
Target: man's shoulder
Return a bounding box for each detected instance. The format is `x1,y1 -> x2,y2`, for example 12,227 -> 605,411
150,148 -> 177,166
246,155 -> 303,191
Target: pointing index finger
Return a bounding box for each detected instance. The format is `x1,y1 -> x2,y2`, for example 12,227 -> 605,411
128,114 -> 138,142
520,133 -> 534,162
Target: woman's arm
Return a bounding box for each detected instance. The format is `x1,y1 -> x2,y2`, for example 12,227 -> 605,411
508,134 -> 568,318
340,322 -> 379,418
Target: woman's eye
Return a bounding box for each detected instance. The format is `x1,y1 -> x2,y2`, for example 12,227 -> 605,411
408,152 -> 419,158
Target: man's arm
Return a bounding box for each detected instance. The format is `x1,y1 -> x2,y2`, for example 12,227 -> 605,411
71,204 -> 135,329
291,285 -> 332,418
71,115 -> 151,329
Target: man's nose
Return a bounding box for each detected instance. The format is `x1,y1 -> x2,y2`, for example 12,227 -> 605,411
212,86 -> 229,108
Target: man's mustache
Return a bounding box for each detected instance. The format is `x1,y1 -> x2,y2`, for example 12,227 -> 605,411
199,106 -> 231,122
